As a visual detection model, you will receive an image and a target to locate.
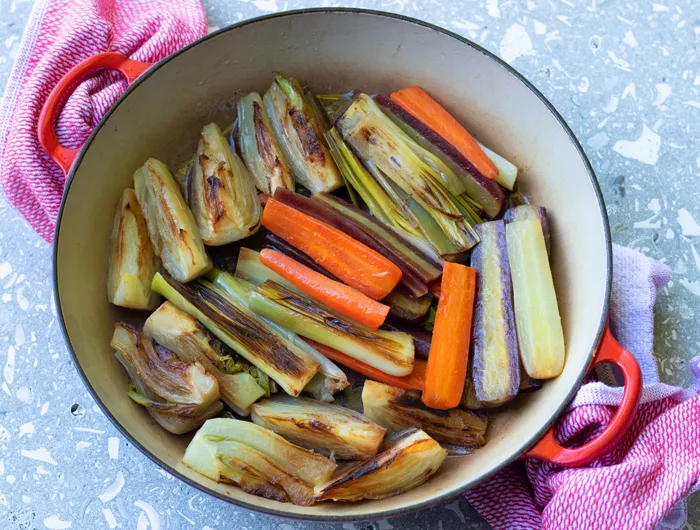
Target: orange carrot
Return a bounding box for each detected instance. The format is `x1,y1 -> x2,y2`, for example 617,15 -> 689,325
259,249 -> 390,330
306,339 -> 426,391
261,199 -> 402,300
429,278 -> 441,300
422,262 -> 476,409
390,86 -> 499,180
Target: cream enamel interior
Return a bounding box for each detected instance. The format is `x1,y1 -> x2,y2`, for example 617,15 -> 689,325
54,11 -> 609,520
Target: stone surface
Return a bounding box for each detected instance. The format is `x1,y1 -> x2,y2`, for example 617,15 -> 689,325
0,0 -> 698,528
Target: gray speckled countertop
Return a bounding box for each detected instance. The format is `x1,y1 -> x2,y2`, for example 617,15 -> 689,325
1,1 -> 699,529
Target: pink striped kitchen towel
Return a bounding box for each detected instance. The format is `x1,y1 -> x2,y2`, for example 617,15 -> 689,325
465,245 -> 700,530
0,0 -> 207,242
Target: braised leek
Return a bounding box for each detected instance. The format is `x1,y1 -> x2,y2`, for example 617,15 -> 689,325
106,188 -> 161,310
134,158 -> 212,282
249,280 -> 415,377
189,123 -> 261,245
315,428 -> 446,501
237,92 -> 294,194
251,395 -> 386,460
263,73 -> 342,193
151,272 -> 320,397
362,381 -> 487,452
143,302 -> 267,413
336,94 -> 479,252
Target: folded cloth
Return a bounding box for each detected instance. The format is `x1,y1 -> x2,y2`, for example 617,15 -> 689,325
464,244 -> 700,530
0,0 -> 207,242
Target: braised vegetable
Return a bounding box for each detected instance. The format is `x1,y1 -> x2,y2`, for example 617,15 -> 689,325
336,94 -> 479,253
461,356 -> 485,411
234,247 -> 296,291
422,262 -> 476,410
470,221 -> 520,404
306,339 -> 426,391
189,123 -> 261,246
380,321 -> 432,360
111,323 -> 222,434
374,94 -> 504,218
208,269 -> 350,402
362,381 -> 487,452
237,92 -> 294,195
390,86 -> 498,180
264,232 -> 339,280
315,428 -> 446,501
107,188 -> 161,310
151,272 -> 320,397
263,73 -> 342,193
382,288 -> 433,323
134,158 -> 212,282
504,205 -> 551,255
262,198 -> 402,300
250,281 -> 414,376
183,418 -> 336,505
519,363 -> 542,392
143,302 -> 267,413
259,249 -> 390,330
506,220 -> 565,379
251,395 -> 386,460
314,191 -> 445,285
274,188 -> 430,298
478,142 -> 518,191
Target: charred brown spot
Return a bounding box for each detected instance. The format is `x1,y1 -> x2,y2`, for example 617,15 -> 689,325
289,108 -> 325,165
305,419 -> 332,433
206,176 -> 225,222
253,102 -> 284,177
393,393 -> 451,417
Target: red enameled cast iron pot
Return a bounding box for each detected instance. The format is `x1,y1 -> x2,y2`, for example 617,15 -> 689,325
39,9 -> 642,522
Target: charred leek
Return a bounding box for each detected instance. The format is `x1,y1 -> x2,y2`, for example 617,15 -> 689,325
143,302 -> 267,413
209,269 -> 349,401
151,272 -> 320,397
111,323 -> 222,434
106,188 -> 161,310
251,395 -> 386,460
134,158 -> 211,282
315,428 -> 446,501
237,92 -> 294,194
263,73 -> 342,193
183,418 -> 336,505
189,123 -> 261,245
362,381 -> 487,453
249,280 -> 415,377
336,94 -> 479,252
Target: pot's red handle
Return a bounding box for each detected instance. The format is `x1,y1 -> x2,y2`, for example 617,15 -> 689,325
37,52 -> 152,175
524,325 -> 642,467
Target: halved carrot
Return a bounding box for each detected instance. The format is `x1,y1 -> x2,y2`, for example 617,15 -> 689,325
390,87 -> 499,180
259,249 -> 390,330
306,339 -> 426,391
261,199 -> 402,300
422,262 -> 476,409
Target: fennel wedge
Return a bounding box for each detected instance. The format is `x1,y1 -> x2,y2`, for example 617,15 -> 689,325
362,381 -> 487,453
336,94 -> 479,253
151,272 -> 320,397
263,73 -> 342,193
252,396 -> 386,460
315,428 -> 446,502
249,280 -> 415,377
107,188 -> 161,310
189,123 -> 261,245
184,418 -> 336,505
143,302 -> 267,413
111,323 -> 222,434
134,158 -> 212,282
237,92 -> 294,194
